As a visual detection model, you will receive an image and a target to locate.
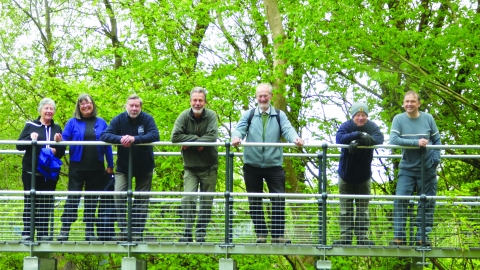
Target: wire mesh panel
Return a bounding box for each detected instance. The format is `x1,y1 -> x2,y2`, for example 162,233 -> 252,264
0,191 -> 480,250
0,195 -> 24,241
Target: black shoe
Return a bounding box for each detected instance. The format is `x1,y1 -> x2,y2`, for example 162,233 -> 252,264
357,239 -> 375,246
333,239 -> 352,245
272,236 -> 291,244
37,236 -> 53,241
132,233 -> 143,242
85,233 -> 98,241
389,239 -> 405,246
196,237 -> 205,243
97,237 -> 113,241
112,233 -> 126,242
178,237 -> 193,243
57,224 -> 70,241
57,232 -> 69,241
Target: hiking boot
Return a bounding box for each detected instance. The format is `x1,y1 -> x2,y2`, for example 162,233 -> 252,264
272,236 -> 291,244
21,235 -> 32,242
416,239 -> 432,247
256,236 -> 267,243
389,239 -> 405,246
196,237 -> 205,243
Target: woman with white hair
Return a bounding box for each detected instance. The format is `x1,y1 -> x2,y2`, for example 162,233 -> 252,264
17,98 -> 66,242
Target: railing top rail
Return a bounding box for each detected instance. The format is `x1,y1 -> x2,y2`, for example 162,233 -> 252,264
4,140 -> 480,150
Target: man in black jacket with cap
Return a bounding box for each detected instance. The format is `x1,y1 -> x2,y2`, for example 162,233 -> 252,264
333,103 -> 384,246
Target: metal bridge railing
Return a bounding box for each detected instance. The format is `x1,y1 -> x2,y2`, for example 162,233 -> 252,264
0,192 -> 479,252
0,140 -> 479,259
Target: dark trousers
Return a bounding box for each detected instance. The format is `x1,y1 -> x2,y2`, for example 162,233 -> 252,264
60,170 -> 104,232
243,164 -> 286,238
114,171 -> 152,234
22,171 -> 58,237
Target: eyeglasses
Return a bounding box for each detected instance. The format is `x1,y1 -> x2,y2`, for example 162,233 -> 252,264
79,102 -> 92,107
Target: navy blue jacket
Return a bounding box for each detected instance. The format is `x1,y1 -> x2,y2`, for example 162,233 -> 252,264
336,119 -> 384,184
100,111 -> 159,176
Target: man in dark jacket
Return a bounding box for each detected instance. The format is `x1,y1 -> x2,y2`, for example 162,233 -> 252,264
100,94 -> 159,241
334,103 -> 384,246
171,87 -> 218,243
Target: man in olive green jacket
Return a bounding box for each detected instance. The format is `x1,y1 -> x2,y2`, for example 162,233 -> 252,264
171,87 -> 218,243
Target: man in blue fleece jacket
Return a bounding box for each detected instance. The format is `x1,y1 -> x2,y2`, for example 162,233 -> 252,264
232,83 -> 304,244
334,103 -> 384,246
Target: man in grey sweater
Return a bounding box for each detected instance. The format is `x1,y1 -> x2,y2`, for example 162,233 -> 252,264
390,90 -> 441,246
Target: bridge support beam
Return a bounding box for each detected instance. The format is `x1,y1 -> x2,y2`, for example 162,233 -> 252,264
121,257 -> 146,270
219,258 -> 237,270
24,256 -> 57,270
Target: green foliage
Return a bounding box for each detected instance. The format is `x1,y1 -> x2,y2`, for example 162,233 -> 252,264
0,253 -> 27,270
1,0 -> 480,269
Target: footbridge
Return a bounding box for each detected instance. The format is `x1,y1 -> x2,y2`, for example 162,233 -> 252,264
0,141 -> 479,269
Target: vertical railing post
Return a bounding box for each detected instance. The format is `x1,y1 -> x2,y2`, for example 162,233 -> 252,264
408,200 -> 415,246
223,142 -> 234,246
419,147 -> 427,247
316,152 -> 323,245
30,141 -> 38,242
127,146 -> 133,242
321,143 -> 328,245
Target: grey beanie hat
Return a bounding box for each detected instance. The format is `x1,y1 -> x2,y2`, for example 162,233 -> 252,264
351,103 -> 369,118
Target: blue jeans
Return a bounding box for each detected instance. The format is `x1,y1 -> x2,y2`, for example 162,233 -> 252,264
243,164 -> 286,238
181,165 -> 218,238
114,171 -> 152,235
393,166 -> 438,241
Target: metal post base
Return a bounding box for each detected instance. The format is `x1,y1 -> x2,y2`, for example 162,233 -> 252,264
316,260 -> 332,270
24,256 -> 57,270
219,258 -> 237,270
121,257 -> 147,270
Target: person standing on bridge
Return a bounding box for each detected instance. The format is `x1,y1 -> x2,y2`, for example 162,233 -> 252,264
333,103 -> 384,246
171,87 -> 218,243
55,94 -> 114,242
100,94 -> 159,241
231,83 -> 304,244
390,91 -> 441,246
17,98 -> 66,242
